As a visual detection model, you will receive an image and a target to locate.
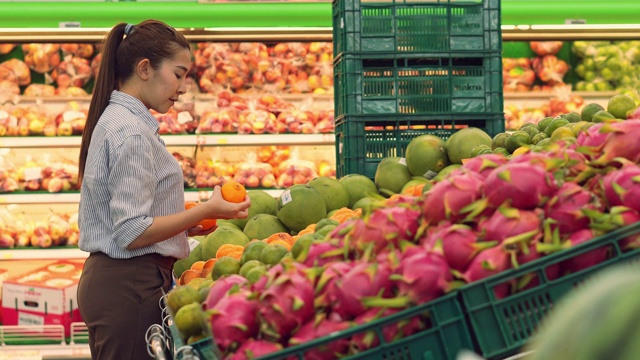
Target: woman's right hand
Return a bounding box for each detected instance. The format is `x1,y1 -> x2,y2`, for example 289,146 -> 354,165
204,186 -> 251,220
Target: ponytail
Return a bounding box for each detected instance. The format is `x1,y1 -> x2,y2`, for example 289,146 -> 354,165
78,23 -> 127,187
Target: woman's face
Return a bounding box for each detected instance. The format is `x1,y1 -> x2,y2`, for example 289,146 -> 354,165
144,47 -> 192,114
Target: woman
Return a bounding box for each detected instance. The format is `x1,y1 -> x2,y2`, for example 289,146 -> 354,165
76,20 -> 251,360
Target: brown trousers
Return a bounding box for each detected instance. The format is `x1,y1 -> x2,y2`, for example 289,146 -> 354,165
77,252 -> 175,360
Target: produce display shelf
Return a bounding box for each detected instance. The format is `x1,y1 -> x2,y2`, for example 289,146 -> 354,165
168,291 -> 475,360
0,134 -> 336,148
459,221 -> 640,360
0,247 -> 87,260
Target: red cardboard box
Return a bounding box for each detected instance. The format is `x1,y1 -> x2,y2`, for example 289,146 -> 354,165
1,261 -> 83,337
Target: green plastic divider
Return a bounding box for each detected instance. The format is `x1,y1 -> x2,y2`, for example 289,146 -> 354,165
0,1 -> 638,29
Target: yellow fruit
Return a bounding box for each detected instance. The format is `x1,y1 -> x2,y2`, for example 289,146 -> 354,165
166,285 -> 199,314
174,302 -> 205,339
550,127 -> 576,141
512,146 -> 531,156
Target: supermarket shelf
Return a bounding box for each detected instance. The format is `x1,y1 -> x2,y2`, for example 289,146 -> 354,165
0,134 -> 335,148
504,91 -> 617,100
0,247 -> 88,260
0,189 -> 284,205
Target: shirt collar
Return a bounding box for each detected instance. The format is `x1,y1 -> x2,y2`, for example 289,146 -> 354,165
109,90 -> 160,134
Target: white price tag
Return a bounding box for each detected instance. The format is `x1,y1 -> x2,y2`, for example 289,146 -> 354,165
177,111 -> 194,125
0,349 -> 42,360
399,157 -> 407,166
23,167 -> 42,181
62,110 -> 85,123
19,312 -> 44,327
187,238 -> 200,251
280,189 -> 293,206
424,170 -> 438,180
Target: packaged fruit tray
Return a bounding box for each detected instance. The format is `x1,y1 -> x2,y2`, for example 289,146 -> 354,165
332,0 -> 502,57
334,53 -> 503,118
459,221 -> 640,360
168,291 -> 474,360
334,113 -> 504,178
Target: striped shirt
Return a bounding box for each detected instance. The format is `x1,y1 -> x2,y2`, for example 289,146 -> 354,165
78,90 -> 189,259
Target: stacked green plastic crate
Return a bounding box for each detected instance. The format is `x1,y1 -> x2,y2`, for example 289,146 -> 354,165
333,0 -> 505,178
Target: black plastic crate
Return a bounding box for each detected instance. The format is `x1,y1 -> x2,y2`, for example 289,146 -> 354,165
333,0 -> 502,57
335,113 -> 504,178
334,53 -> 503,118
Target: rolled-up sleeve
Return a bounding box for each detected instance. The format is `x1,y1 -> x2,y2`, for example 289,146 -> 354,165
108,134 -> 155,248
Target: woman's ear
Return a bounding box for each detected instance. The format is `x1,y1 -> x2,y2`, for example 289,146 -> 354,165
136,58 -> 151,80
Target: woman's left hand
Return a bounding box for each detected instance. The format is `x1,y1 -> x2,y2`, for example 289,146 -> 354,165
187,225 -> 217,237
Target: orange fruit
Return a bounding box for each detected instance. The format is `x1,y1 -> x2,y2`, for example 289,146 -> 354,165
190,261 -> 206,271
185,201 -> 217,230
221,181 -> 247,203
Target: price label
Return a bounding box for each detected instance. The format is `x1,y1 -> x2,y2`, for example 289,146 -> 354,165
187,238 -> 200,251
62,110 -> 85,123
280,189 -> 292,205
1,252 -> 14,259
0,197 -> 5,203
216,138 -> 228,145
399,157 -> 407,166
177,111 -> 193,125
0,349 -> 42,360
423,170 -> 438,180
23,167 -> 43,181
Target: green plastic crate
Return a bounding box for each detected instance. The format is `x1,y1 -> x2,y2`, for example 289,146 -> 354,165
334,53 -> 503,118
334,113 -> 504,178
459,221 -> 640,360
177,292 -> 473,360
333,0 -> 501,57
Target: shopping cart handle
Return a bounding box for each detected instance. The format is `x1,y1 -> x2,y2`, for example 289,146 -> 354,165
146,324 -> 169,360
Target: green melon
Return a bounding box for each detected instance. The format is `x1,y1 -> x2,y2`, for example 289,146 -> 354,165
243,214 -> 289,241
307,176 -> 350,213
226,190 -> 277,230
276,184 -> 327,233
404,134 -> 450,177
339,174 -> 378,208
374,157 -> 413,195
445,127 -> 493,164
201,227 -> 250,260
526,265 -> 640,360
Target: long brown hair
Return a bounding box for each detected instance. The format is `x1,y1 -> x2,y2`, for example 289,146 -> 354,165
78,20 -> 190,187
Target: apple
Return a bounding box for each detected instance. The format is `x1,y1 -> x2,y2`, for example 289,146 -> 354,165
25,179 -> 41,191
207,176 -> 222,188
53,121 -> 71,136
15,233 -> 30,247
245,175 -> 260,188
28,118 -> 45,135
47,177 -> 63,193
30,233 -> 52,248
0,233 -> 15,248
260,173 -> 276,188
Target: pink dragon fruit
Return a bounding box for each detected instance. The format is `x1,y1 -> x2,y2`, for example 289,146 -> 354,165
460,154 -> 509,179
257,264 -> 316,342
575,122 -> 607,159
513,243 -> 560,292
590,119 -> 640,165
325,218 -> 359,243
426,223 -> 494,272
559,229 -> 609,275
288,314 -> 352,360
315,261 -> 354,310
351,307 -> 426,352
349,207 -> 421,256
462,245 -> 513,298
544,182 -> 603,234
226,339 -> 283,360
611,207 -> 640,251
484,162 -> 557,210
328,261 -> 395,321
205,275 -> 248,310
391,250 -> 452,305
601,164 -> 640,212
422,171 -> 485,225
300,240 -> 348,268
209,289 -> 259,352
480,206 -> 543,244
